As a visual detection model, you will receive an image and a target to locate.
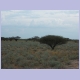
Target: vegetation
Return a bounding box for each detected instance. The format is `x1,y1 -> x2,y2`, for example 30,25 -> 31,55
1,36 -> 21,41
40,35 -> 69,50
26,36 -> 40,42
1,35 -> 79,69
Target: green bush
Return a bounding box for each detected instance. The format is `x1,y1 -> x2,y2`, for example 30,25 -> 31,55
48,60 -> 62,68
69,55 -> 79,60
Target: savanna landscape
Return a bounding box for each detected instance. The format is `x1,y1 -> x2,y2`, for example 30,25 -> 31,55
1,10 -> 79,69
1,35 -> 79,69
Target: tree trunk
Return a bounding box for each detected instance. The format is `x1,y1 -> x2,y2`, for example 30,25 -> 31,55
49,44 -> 56,50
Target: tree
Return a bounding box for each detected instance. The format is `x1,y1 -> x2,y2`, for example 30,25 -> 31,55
9,37 -> 13,41
1,37 -> 5,41
1,37 -> 9,41
40,35 -> 69,50
33,36 -> 40,39
15,36 -> 21,39
32,36 -> 40,41
14,36 -> 21,41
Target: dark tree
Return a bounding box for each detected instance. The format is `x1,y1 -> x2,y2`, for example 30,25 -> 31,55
33,36 -> 40,39
1,36 -> 21,41
32,36 -> 40,41
9,38 -> 13,41
40,35 -> 69,50
15,39 -> 18,41
1,37 -> 9,41
14,36 -> 21,41
5,38 -> 9,41
15,36 -> 21,39
1,37 -> 5,41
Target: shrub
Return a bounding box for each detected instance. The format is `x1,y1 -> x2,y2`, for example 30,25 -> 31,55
49,56 -> 58,61
48,60 -> 62,68
69,55 -> 79,60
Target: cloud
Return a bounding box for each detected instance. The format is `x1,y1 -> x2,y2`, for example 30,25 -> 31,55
1,10 -> 79,39
1,10 -> 79,27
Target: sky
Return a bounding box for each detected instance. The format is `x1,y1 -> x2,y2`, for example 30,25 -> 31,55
1,10 -> 79,39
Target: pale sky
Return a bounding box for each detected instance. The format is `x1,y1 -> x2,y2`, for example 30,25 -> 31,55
1,10 -> 79,39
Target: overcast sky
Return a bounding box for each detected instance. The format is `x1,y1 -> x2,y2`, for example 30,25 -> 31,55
1,10 -> 79,39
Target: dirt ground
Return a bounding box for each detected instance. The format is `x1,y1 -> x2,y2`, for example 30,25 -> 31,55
65,59 -> 79,69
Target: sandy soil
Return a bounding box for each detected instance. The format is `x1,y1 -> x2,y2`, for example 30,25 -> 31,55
65,59 -> 79,69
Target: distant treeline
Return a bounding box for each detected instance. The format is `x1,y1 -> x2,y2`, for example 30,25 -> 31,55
1,36 -> 21,41
1,35 -> 79,50
26,36 -> 40,42
1,36 -> 40,41
1,35 -> 79,43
